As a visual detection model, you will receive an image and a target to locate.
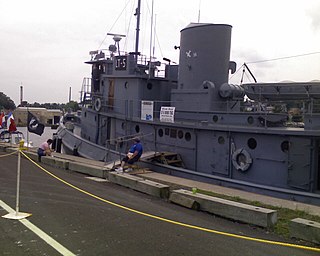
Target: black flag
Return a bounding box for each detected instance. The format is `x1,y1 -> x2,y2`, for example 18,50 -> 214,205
27,111 -> 45,136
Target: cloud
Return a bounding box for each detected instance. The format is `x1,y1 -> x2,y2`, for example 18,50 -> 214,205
306,3 -> 320,31
0,0 -> 319,104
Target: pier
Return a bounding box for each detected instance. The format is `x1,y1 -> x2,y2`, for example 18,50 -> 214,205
0,143 -> 319,255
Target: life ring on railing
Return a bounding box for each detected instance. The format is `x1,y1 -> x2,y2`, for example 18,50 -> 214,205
232,148 -> 252,172
94,98 -> 102,111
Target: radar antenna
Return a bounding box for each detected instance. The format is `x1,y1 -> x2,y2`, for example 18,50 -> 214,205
107,33 -> 126,56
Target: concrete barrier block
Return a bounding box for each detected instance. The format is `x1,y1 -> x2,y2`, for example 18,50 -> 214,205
5,147 -> 19,153
0,144 -> 10,152
173,189 -> 277,228
289,218 -> 320,244
108,172 -> 169,198
23,151 -> 38,162
169,192 -> 200,210
107,172 -> 144,188
41,156 -> 69,170
68,162 -> 107,178
136,179 -> 170,199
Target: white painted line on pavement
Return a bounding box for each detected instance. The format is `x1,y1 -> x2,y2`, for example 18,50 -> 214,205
85,176 -> 108,182
0,200 -> 75,256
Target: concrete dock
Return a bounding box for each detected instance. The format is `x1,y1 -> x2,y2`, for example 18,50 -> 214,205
1,143 -> 320,253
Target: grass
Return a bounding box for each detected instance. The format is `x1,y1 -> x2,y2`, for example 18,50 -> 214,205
196,188 -> 320,238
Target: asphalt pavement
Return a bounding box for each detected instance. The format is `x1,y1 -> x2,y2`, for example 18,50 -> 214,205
0,152 -> 319,256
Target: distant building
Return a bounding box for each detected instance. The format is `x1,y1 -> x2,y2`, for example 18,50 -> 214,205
14,107 -> 63,126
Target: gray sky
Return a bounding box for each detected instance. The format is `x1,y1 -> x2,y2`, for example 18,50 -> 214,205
1,0 -> 320,105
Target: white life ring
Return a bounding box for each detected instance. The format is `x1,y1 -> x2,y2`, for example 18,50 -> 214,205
232,148 -> 252,172
94,98 -> 102,111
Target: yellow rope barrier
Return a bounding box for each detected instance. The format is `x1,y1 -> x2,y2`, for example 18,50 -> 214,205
20,150 -> 320,253
0,150 -> 18,158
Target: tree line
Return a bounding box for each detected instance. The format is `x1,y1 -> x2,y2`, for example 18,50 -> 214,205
20,101 -> 80,112
0,92 -> 16,110
0,92 -> 80,112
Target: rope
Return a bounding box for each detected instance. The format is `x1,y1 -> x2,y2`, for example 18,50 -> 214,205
0,149 -> 18,158
105,132 -> 153,144
98,0 -> 133,50
19,150 -> 320,253
246,51 -> 320,64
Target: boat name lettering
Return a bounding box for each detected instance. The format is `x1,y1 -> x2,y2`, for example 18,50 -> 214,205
115,56 -> 127,70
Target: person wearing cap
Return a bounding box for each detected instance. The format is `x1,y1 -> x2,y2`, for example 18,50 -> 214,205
116,137 -> 143,172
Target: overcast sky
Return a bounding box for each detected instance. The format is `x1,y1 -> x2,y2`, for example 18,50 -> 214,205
1,0 -> 320,105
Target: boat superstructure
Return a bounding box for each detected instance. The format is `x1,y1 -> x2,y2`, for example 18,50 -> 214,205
57,1 -> 320,205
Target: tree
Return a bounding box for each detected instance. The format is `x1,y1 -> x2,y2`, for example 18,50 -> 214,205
0,92 -> 16,110
64,101 -> 80,112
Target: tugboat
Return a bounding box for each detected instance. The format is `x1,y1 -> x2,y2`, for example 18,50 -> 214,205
57,0 -> 320,205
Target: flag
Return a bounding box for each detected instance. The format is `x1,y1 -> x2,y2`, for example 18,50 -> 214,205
27,111 -> 45,136
0,112 -> 4,128
7,112 -> 17,132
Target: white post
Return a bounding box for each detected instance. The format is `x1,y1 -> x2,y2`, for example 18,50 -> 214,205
15,149 -> 21,213
26,107 -> 30,149
2,147 -> 31,219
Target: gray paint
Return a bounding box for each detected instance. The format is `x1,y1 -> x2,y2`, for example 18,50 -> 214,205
58,21 -> 320,205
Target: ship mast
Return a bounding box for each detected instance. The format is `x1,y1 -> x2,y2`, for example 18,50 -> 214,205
134,0 -> 141,61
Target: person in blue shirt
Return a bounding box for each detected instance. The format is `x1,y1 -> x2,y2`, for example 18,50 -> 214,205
116,137 -> 143,172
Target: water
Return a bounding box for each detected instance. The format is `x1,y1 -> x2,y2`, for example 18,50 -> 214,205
17,126 -> 57,148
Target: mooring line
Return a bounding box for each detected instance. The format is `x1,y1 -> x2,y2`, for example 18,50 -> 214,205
20,150 -> 320,252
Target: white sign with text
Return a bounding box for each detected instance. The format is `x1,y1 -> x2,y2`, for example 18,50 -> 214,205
160,106 -> 175,123
141,100 -> 154,121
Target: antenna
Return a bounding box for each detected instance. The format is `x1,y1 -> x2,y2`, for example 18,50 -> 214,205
149,0 -> 155,78
197,0 -> 201,23
107,33 -> 126,55
134,0 -> 142,59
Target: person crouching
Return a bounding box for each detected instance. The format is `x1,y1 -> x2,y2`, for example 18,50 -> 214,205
116,137 -> 143,173
37,139 -> 53,162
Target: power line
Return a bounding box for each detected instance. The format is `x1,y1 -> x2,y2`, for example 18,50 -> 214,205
98,0 -> 133,50
246,51 -> 320,64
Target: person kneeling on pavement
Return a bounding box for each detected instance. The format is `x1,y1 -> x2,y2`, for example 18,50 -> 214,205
37,139 -> 53,162
116,137 -> 143,173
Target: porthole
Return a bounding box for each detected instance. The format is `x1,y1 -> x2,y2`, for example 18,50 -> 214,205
247,116 -> 254,124
281,141 -> 289,153
185,132 -> 191,141
248,138 -> 257,149
135,125 -> 140,133
121,122 -> 126,130
124,81 -> 128,89
147,82 -> 153,90
213,115 -> 218,123
158,129 -> 164,137
218,136 -> 225,144
165,128 -> 169,136
178,130 -> 184,139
